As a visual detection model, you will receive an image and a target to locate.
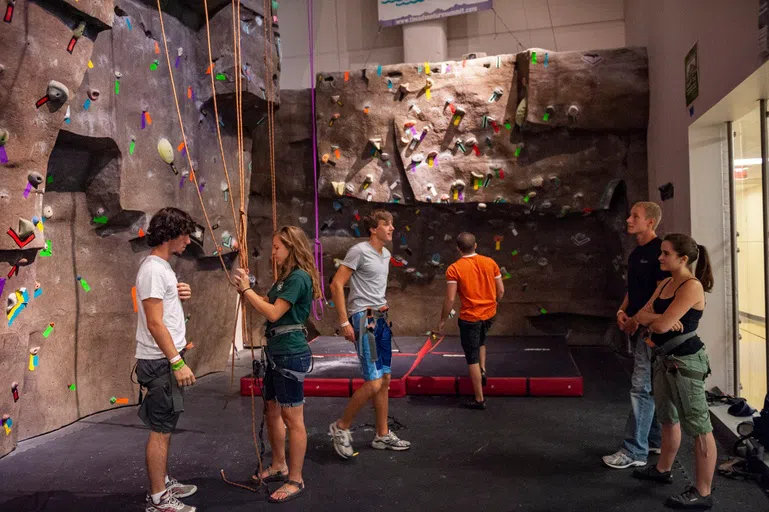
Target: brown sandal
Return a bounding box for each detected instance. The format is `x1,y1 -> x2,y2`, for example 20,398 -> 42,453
251,465 -> 288,484
267,480 -> 305,503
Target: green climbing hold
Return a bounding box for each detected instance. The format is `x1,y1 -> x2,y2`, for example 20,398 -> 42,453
69,384 -> 76,391
272,0 -> 279,9
47,175 -> 54,184
150,60 -> 159,71
539,307 -> 547,314
215,73 -> 227,81
93,216 -> 108,224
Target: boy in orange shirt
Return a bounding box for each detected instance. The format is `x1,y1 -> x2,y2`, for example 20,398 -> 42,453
436,232 -> 504,409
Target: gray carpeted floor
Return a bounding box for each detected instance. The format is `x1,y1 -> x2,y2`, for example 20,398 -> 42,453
0,347 -> 766,511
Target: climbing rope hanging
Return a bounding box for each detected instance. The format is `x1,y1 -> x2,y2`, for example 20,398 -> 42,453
307,0 -> 326,320
202,0 -> 242,243
154,0 -> 233,283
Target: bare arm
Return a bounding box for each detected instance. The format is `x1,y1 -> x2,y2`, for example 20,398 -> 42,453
242,292 -> 292,323
618,293 -> 629,313
232,269 -> 292,323
495,276 -> 505,302
648,280 -> 703,334
632,279 -> 668,326
330,265 -> 354,325
330,265 -> 356,342
439,283 -> 458,323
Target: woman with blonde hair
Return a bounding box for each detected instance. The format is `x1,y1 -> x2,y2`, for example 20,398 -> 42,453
233,225 -> 322,504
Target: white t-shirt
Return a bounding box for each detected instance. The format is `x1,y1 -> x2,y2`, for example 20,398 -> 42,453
135,255 -> 187,360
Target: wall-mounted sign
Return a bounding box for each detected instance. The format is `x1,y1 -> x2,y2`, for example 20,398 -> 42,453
378,0 -> 493,27
685,42 -> 699,106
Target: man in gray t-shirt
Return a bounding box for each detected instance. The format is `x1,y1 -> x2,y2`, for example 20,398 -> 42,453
328,209 -> 411,459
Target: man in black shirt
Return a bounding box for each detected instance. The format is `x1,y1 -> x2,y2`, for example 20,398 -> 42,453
602,201 -> 669,469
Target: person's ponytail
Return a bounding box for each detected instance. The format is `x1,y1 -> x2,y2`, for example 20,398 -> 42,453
695,244 -> 713,293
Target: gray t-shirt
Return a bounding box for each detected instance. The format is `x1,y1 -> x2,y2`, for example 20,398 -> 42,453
342,241 -> 390,315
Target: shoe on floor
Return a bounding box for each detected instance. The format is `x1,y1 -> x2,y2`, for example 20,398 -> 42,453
165,477 -> 197,499
602,450 -> 647,469
145,490 -> 196,512
665,486 -> 713,509
649,447 -> 662,455
481,369 -> 488,386
633,464 -> 674,484
371,430 -> 411,451
329,421 -> 354,459
464,399 -> 487,410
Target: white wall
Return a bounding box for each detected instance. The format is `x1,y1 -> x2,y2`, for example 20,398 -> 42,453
625,0 -> 760,234
278,0 -> 626,90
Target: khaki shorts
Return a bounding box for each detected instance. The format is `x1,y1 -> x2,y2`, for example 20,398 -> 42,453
652,348 -> 712,436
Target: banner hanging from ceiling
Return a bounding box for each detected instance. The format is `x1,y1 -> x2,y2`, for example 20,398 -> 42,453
378,0 -> 493,27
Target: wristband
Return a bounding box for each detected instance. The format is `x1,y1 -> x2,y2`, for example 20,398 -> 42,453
340,321 -> 350,328
171,360 -> 186,371
169,354 -> 182,364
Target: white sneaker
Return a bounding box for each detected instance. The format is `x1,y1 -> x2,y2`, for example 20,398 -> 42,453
145,490 -> 196,512
165,477 -> 197,499
371,431 -> 411,451
329,421 -> 354,459
602,450 -> 646,469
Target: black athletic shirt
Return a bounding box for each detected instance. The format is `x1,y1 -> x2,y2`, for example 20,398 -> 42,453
651,278 -> 704,356
626,237 -> 669,316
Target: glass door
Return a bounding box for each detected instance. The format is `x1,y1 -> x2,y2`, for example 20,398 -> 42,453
733,105 -> 767,408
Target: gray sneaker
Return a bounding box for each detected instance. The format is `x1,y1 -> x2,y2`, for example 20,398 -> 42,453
329,421 -> 354,459
602,450 -> 646,469
145,490 -> 196,512
649,447 -> 662,455
371,431 -> 411,451
166,477 -> 197,499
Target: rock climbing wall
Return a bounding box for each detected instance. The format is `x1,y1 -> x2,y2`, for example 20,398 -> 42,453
0,0 -> 280,457
250,48 -> 648,346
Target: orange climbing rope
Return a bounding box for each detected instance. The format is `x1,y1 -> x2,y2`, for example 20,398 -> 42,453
202,0 -> 241,242
154,0 -> 232,283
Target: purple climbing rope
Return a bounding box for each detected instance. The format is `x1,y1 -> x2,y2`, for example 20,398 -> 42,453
308,0 -> 325,320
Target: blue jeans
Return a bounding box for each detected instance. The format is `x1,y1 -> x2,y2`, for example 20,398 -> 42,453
350,310 -> 392,381
263,349 -> 312,407
621,334 -> 662,460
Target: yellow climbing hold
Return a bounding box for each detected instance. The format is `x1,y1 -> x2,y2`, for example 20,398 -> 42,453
157,138 -> 175,165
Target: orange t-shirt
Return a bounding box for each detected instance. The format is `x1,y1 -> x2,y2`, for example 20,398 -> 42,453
445,254 -> 501,322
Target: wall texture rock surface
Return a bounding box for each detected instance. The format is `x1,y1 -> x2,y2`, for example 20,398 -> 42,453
0,0 -> 280,457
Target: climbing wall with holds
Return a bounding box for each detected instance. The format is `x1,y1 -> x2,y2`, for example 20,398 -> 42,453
249,48 -> 647,345
315,48 -> 648,210
0,0 -> 281,457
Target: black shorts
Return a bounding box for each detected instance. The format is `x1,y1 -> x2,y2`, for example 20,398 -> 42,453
136,357 -> 183,434
458,317 -> 495,365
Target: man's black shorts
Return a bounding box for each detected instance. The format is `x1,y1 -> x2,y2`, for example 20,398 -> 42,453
136,357 -> 183,434
458,317 -> 495,365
